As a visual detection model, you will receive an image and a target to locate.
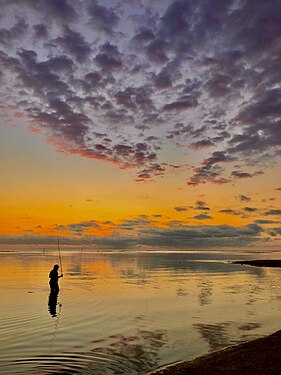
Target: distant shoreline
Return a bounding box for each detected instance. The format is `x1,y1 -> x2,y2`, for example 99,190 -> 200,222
147,259 -> 281,375
232,259 -> 281,268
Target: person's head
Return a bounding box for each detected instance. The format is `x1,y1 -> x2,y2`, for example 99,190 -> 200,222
54,264 -> 60,270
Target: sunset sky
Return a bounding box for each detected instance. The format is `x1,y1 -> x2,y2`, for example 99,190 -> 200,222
0,0 -> 280,250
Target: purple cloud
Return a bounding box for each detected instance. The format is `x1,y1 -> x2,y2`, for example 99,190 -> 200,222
87,1 -> 119,34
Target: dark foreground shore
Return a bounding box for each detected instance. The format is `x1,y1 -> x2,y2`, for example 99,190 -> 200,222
148,330 -> 281,375
232,259 -> 281,268
148,260 -> 281,375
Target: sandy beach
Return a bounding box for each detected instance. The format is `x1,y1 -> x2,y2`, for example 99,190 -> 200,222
148,260 -> 281,375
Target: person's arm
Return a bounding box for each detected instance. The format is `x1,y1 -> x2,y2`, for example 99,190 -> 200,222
59,274 -> 63,278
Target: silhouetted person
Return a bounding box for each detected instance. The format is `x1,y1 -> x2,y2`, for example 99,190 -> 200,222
48,290 -> 58,317
49,264 -> 63,293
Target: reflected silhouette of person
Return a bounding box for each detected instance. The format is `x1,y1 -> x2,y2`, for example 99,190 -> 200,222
48,290 -> 58,317
49,264 -> 63,293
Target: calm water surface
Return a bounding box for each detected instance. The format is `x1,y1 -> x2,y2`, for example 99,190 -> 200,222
0,250 -> 281,374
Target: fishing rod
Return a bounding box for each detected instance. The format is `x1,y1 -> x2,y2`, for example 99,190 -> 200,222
56,236 -> 63,274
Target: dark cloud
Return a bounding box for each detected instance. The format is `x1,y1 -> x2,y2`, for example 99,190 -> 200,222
56,25 -> 91,62
231,171 -> 252,179
144,136 -> 159,142
204,73 -> 233,98
94,42 -> 123,71
163,95 -> 198,111
187,152 -> 235,186
33,24 -> 48,39
160,0 -> 191,38
0,17 -> 28,46
29,98 -> 91,145
264,210 -> 281,216
87,1 -> 119,34
118,217 -> 152,231
239,1 -> 281,51
226,88 -> 281,162
132,27 -> 155,44
0,223 -> 264,248
13,49 -> 72,97
137,223 -> 263,248
194,214 -> 213,220
201,151 -> 235,167
174,206 -> 188,212
227,121 -> 281,158
83,71 -> 102,91
43,55 -> 75,73
135,163 -> 166,182
166,123 -> 194,139
236,88 -> 281,124
112,142 -> 158,168
56,220 -> 101,235
0,50 -> 21,72
146,39 -> 169,64
0,0 -> 77,25
194,200 -> 210,211
189,139 -> 215,150
43,0 -> 77,22
187,167 -> 228,187
114,86 -> 154,111
243,207 -> 258,213
254,220 -> 279,225
219,209 -> 240,216
268,227 -> 281,236
24,0 -> 78,23
153,72 -> 172,90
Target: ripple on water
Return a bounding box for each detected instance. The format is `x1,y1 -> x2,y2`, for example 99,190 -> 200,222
0,350 -> 146,375
0,309 -> 46,352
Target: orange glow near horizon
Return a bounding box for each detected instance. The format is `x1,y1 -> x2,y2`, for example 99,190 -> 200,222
0,107 -> 281,248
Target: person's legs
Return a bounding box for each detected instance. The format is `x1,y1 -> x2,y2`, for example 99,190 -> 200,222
49,281 -> 59,293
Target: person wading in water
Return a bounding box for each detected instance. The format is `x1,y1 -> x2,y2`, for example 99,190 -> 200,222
49,264 -> 63,293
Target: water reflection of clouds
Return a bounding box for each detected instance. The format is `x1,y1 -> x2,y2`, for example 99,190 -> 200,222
177,287 -> 189,297
238,322 -> 261,331
2,251 -> 264,282
121,269 -> 149,286
104,329 -> 167,373
198,280 -> 213,306
0,251 -> 275,279
39,328 -> 167,374
195,320 -> 264,353
195,322 -> 231,351
64,252 -> 274,303
108,253 -> 266,277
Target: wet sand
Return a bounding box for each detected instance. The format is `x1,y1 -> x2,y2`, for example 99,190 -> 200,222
148,260 -> 281,375
148,329 -> 281,375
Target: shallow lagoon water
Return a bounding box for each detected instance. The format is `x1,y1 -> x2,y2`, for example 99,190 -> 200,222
0,249 -> 281,374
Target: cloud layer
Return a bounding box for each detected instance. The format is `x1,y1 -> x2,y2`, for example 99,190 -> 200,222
1,0 -> 280,184
0,222 -> 265,249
